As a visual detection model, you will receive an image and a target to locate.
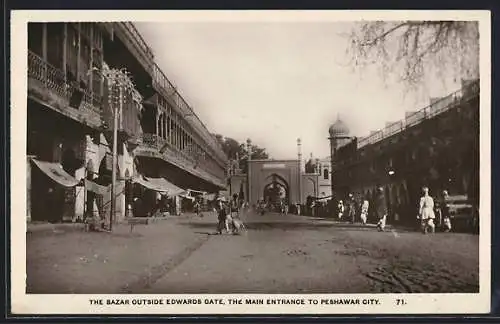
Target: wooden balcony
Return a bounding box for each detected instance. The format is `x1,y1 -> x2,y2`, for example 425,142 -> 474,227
150,66 -> 228,168
27,50 -> 102,129
136,133 -> 226,188
113,22 -> 155,75
357,80 -> 480,149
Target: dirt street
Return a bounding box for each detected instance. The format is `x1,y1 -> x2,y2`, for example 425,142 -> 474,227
26,211 -> 479,294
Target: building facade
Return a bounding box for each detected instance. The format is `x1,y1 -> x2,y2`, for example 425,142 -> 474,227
304,155 -> 332,199
27,22 -> 228,224
228,140 -> 321,213
328,79 -> 480,225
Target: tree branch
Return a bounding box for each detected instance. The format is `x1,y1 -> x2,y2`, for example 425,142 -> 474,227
359,22 -> 410,47
346,20 -> 479,91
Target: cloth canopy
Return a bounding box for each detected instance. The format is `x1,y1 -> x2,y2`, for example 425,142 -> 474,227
85,179 -> 110,195
31,159 -> 79,187
179,194 -> 194,201
314,195 -> 333,202
133,175 -> 185,196
187,189 -> 205,195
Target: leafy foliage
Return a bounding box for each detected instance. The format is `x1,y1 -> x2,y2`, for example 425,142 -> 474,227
214,134 -> 270,174
346,21 -> 479,91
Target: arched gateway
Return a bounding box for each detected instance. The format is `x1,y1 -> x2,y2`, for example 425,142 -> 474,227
262,173 -> 290,205
247,159 -> 318,206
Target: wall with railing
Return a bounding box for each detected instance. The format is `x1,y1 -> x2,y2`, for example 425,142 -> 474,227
29,21 -> 228,178
104,21 -> 228,183
113,22 -> 155,75
28,50 -> 101,120
139,133 -> 225,186
109,22 -> 227,168
151,61 -> 227,166
356,80 -> 479,149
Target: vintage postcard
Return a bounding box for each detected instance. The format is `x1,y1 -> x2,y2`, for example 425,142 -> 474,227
10,10 -> 491,315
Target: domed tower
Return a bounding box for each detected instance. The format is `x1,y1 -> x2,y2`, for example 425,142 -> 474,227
328,115 -> 351,198
329,116 -> 351,154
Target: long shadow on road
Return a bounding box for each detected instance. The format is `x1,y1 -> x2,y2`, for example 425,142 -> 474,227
178,220 -> 413,233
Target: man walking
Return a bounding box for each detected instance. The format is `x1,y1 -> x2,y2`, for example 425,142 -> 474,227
194,198 -> 203,218
337,200 -> 344,220
228,194 -> 240,233
438,190 -> 452,232
360,197 -> 369,225
214,198 -> 228,234
347,193 -> 356,223
374,186 -> 388,231
418,186 -> 436,234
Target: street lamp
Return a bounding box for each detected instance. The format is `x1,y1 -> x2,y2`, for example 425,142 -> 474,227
92,63 -> 143,231
388,170 -> 395,176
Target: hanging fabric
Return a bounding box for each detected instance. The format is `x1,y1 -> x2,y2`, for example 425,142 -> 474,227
31,159 -> 79,187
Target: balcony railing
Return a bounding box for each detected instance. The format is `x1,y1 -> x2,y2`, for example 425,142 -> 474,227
357,80 -> 479,149
111,22 -> 228,166
28,50 -> 101,116
151,68 -> 228,166
138,133 -> 226,186
121,22 -> 155,61
141,133 -> 165,149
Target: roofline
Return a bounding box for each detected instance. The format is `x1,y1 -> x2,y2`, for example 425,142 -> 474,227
249,159 -> 300,163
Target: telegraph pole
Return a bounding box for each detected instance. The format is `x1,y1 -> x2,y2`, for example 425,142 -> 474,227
109,85 -> 121,231
94,63 -> 143,232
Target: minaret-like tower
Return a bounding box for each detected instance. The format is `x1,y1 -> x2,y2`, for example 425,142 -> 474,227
297,138 -> 302,204
246,138 -> 252,203
328,115 -> 351,199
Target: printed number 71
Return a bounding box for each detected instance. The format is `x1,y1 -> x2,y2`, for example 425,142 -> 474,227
396,299 -> 407,305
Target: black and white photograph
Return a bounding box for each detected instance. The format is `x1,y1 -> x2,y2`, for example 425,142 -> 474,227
11,10 -> 490,314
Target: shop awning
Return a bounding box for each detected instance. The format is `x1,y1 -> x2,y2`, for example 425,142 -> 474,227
179,194 -> 195,201
314,195 -> 333,202
133,175 -> 185,196
31,159 -> 80,187
85,180 -> 109,195
187,189 -> 206,197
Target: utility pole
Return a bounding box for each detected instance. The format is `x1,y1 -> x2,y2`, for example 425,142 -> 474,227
227,159 -> 233,197
109,85 -> 121,231
94,63 -> 143,232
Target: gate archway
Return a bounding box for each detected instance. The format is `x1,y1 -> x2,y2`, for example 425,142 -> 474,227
262,173 -> 289,206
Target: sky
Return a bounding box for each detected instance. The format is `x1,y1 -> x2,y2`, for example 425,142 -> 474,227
135,21 -> 460,160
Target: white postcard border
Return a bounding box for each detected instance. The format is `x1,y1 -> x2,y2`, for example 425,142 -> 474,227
10,10 -> 491,315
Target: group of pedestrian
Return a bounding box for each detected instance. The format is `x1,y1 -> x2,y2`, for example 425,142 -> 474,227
336,185 -> 453,234
279,199 -> 289,215
336,193 -> 365,225
214,194 -> 246,235
418,187 -> 453,234
334,186 -> 394,232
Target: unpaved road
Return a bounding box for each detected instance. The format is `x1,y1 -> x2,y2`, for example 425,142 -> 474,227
27,212 -> 479,294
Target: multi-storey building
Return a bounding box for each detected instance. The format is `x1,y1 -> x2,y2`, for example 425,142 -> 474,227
328,79 -> 479,225
27,22 -> 228,224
